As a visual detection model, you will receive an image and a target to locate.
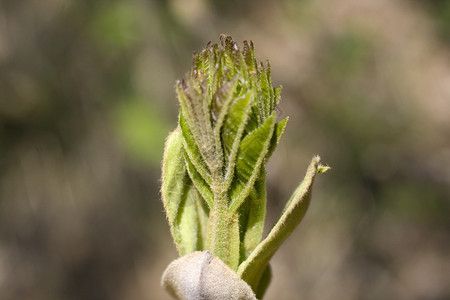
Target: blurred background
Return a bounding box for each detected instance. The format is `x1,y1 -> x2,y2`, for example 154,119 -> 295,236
0,0 -> 449,299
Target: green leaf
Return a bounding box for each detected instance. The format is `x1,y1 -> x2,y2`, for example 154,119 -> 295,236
192,188 -> 210,250
257,62 -> 272,120
177,80 -> 216,173
244,105 -> 260,135
176,80 -> 196,130
273,86 -> 282,108
207,43 -> 220,97
265,62 -> 275,113
177,185 -> 200,255
239,169 -> 267,262
179,111 -> 212,186
177,81 -> 210,162
238,156 -> 326,291
222,90 -> 254,188
162,129 -> 200,255
161,129 -> 186,227
256,265 -> 271,300
212,76 -> 239,165
184,150 -> 214,208
242,40 -> 257,73
228,114 -> 275,213
267,117 -> 289,159
211,75 -> 238,129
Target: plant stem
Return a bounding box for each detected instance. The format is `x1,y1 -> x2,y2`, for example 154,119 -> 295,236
207,188 -> 239,270
207,190 -> 228,259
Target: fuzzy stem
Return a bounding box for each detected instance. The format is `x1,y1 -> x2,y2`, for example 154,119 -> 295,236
207,190 -> 229,260
207,187 -> 239,270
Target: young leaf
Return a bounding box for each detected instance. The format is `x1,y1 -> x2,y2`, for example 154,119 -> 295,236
256,264 -> 271,300
212,75 -> 239,169
239,169 -> 267,262
242,40 -> 257,73
180,111 -> 212,186
267,117 -> 289,159
184,151 -> 214,208
238,156 -> 327,291
177,185 -> 201,255
211,75 -> 238,130
265,62 -> 275,113
177,80 -> 217,176
228,113 -> 275,213
192,188 -> 210,250
222,90 -> 254,188
273,86 -> 282,108
162,129 -> 200,255
257,62 -> 272,120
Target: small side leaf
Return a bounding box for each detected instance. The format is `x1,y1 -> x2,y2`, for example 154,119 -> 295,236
162,129 -> 188,253
162,129 -> 200,255
238,156 -> 327,291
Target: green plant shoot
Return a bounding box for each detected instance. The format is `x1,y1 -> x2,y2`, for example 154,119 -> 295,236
161,35 -> 329,299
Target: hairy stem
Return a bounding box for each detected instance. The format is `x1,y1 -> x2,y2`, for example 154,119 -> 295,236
207,188 -> 239,270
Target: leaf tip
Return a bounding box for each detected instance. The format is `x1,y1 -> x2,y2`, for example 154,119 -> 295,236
312,155 -> 330,174
317,165 -> 331,173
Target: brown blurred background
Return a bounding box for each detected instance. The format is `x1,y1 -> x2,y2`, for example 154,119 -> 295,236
0,0 -> 449,299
